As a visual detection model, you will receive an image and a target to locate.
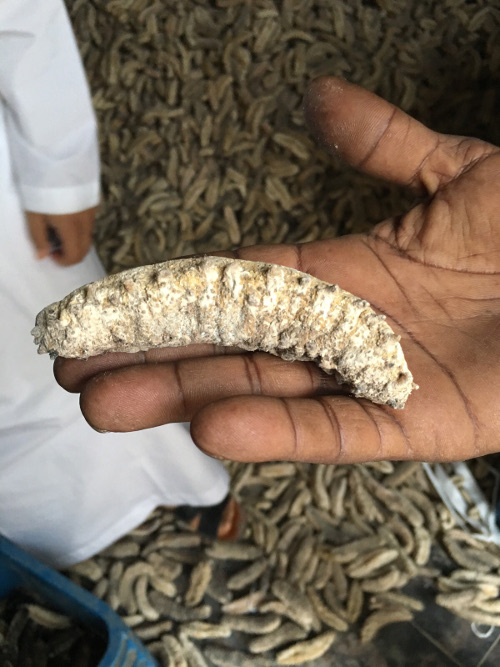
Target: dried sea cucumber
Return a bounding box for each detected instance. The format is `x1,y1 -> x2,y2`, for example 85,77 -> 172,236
32,256 -> 416,408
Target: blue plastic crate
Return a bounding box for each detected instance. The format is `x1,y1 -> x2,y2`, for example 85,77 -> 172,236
0,533 -> 157,666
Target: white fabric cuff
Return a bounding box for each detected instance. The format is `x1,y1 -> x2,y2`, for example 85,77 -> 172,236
5,110 -> 100,214
19,181 -> 100,215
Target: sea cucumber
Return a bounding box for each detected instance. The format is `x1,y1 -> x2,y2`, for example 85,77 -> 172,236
32,256 -> 416,408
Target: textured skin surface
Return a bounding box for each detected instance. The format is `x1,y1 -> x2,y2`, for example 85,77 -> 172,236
32,256 -> 415,408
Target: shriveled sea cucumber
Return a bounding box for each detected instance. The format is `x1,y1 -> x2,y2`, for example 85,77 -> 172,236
32,256 -> 416,408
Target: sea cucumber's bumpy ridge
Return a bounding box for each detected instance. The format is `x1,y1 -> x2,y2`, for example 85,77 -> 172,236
32,256 -> 416,408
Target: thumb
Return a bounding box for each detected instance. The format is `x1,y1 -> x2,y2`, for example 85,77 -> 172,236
25,212 -> 50,259
303,76 -> 463,195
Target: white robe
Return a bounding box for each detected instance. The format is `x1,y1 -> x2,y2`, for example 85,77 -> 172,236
0,0 -> 228,569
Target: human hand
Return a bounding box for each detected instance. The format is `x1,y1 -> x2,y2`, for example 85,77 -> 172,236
26,207 -> 97,266
54,77 -> 500,465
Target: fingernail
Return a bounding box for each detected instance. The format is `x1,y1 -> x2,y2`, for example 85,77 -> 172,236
209,452 -> 228,461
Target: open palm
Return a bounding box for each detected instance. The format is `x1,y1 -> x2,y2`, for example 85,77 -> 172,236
55,77 -> 500,464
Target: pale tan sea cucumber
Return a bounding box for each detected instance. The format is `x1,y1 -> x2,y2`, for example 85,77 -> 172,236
32,256 -> 416,408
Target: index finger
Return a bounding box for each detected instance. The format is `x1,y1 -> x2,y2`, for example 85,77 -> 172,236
54,343 -> 243,392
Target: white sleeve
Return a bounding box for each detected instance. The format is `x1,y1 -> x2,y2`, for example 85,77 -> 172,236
0,0 -> 100,214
